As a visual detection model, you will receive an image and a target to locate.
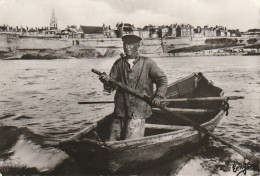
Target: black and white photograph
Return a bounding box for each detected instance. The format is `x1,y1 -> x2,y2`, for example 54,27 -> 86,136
0,0 -> 259,175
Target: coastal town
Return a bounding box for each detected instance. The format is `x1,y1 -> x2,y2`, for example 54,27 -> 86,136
0,9 -> 259,59
0,9 -> 259,39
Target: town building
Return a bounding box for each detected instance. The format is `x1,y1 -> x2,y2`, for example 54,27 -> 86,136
131,28 -> 149,38
18,27 -> 27,35
176,24 -> 193,37
201,26 -> 216,37
0,25 -> 8,32
160,26 -> 169,38
139,30 -> 150,38
55,25 -> 82,39
79,25 -> 106,39
103,24 -> 116,38
220,28 -> 227,37
168,24 -> 177,37
115,23 -> 134,37
227,30 -> 231,37
150,27 -> 160,38
193,26 -> 204,37
45,9 -> 58,36
28,28 -> 38,35
50,9 -> 58,30
242,29 -> 260,38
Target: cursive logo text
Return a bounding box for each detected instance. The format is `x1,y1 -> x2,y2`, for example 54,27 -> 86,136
232,161 -> 254,176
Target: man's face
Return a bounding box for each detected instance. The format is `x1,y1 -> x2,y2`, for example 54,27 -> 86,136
123,43 -> 140,57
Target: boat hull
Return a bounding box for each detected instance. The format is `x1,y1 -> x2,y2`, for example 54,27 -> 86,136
61,110 -> 224,173
59,72 -> 226,173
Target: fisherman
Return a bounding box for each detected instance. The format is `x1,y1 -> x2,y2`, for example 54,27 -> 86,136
99,35 -> 168,141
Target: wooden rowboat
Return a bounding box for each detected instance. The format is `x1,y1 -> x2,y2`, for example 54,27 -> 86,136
59,72 -> 227,173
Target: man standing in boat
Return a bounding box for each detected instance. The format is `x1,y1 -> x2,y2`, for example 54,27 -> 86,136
100,35 -> 168,141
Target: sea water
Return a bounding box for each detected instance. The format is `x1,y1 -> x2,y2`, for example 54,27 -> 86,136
0,56 -> 259,175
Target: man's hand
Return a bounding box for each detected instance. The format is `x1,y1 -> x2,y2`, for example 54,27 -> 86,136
152,97 -> 161,107
99,73 -> 110,84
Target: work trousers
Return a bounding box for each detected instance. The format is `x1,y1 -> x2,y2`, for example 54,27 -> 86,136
108,117 -> 145,141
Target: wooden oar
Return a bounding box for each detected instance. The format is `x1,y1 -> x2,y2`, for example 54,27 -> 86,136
78,96 -> 244,104
152,108 -> 215,114
162,96 -> 244,102
91,68 -> 260,165
78,101 -> 114,104
145,123 -> 191,131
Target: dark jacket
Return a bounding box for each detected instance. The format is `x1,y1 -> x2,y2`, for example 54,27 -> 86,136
105,55 -> 168,119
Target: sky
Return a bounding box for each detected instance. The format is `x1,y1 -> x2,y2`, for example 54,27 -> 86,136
0,0 -> 259,31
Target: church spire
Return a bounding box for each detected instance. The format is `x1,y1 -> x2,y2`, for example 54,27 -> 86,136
50,8 -> 58,30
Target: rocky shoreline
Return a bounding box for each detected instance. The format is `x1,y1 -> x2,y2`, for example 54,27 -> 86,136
1,45 -> 123,60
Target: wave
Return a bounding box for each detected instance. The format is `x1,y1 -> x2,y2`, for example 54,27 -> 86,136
13,115 -> 33,120
0,126 -> 69,174
177,158 -> 211,176
17,75 -> 46,80
0,113 -> 15,120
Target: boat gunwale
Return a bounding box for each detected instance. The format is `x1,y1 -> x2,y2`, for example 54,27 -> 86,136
103,109 -> 225,148
168,72 -> 197,87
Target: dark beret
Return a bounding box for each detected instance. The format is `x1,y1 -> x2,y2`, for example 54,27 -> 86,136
122,35 -> 142,44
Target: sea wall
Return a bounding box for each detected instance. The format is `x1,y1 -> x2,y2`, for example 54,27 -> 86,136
0,34 -> 195,52
0,34 -> 252,59
17,38 -> 72,49
0,35 -> 20,52
0,34 -> 195,58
